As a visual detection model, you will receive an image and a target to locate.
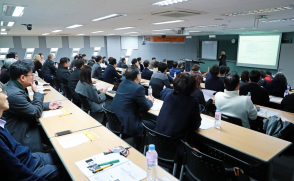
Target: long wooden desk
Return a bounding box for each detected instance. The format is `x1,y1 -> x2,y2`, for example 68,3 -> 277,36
50,127 -> 178,181
40,99 -> 101,138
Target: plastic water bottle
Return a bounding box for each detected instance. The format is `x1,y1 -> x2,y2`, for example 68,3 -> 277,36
146,144 -> 158,181
247,92 -> 251,99
284,90 -> 288,97
35,71 -> 39,81
215,107 -> 221,129
148,86 -> 152,96
287,83 -> 290,91
174,72 -> 176,78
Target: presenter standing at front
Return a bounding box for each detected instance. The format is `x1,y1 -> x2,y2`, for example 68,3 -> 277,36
218,50 -> 227,66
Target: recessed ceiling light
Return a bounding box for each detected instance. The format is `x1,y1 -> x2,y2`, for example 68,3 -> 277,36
1,21 -> 15,27
0,32 -> 7,35
91,31 -> 104,33
223,6 -> 293,16
152,33 -> 166,34
3,5 -> 26,17
189,31 -> 201,33
51,30 -> 63,32
124,32 -> 138,34
214,18 -> 223,20
223,27 -> 256,30
153,20 -> 184,25
1,29 -> 6,32
76,34 -> 85,36
152,29 -> 172,31
114,27 -> 135,30
7,22 -> 15,26
107,34 -> 116,36
92,14 -> 126,21
261,18 -> 294,23
66,24 -> 83,28
153,0 -> 189,6
12,6 -> 25,17
197,25 -> 207,28
42,33 -> 50,35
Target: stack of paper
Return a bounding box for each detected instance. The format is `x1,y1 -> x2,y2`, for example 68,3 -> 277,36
142,81 -> 149,85
199,116 -> 215,130
202,89 -> 216,101
42,108 -> 71,118
151,102 -> 162,111
257,108 -> 279,117
270,97 -> 283,103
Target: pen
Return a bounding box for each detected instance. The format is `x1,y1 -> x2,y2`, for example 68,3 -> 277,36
98,159 -> 120,166
59,113 -> 72,117
85,133 -> 92,141
93,164 -> 113,173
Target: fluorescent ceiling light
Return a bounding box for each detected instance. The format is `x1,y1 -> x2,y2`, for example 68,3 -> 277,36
0,33 -> 7,35
1,29 -> 6,32
66,24 -> 83,28
153,0 -> 189,6
91,31 -> 104,33
153,20 -> 184,25
7,22 -> 14,26
27,48 -> 34,52
189,31 -> 201,33
126,49 -> 132,56
223,27 -> 256,30
12,6 -> 25,17
197,25 -> 207,28
152,33 -> 166,34
51,48 -> 58,52
124,32 -> 138,34
51,30 -> 63,32
223,6 -> 293,16
0,48 -> 9,53
76,34 -> 85,36
152,29 -> 172,31
1,21 -> 15,27
94,47 -> 101,51
107,34 -> 116,36
261,18 -> 294,23
92,14 -> 126,21
114,27 -> 135,30
42,33 -> 50,35
73,48 -> 80,51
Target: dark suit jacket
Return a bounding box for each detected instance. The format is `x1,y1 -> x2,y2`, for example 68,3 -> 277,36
265,80 -> 287,97
110,80 -> 153,136
141,68 -> 153,80
88,60 -> 95,66
103,65 -> 122,84
92,62 -> 103,80
68,68 -> 81,100
41,59 -> 57,76
258,78 -> 267,87
121,63 -> 128,69
205,76 -> 225,92
33,60 -> 43,79
139,63 -> 144,72
239,82 -> 270,106
2,80 -> 49,152
218,54 -> 227,66
0,70 -> 10,84
102,60 -> 108,65
56,66 -> 71,86
191,88 -> 213,108
281,93 -> 294,113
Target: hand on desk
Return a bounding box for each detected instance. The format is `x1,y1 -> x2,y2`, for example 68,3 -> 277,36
147,95 -> 154,103
100,88 -> 107,94
92,80 -> 97,84
49,101 -> 60,110
30,81 -> 39,93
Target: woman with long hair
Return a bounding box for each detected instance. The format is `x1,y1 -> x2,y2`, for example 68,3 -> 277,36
33,54 -> 43,79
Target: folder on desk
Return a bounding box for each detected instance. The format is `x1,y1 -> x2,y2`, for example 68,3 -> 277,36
57,131 -> 100,149
42,108 -> 71,118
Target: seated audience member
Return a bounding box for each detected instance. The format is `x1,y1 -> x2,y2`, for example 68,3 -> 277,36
68,59 -> 85,101
239,70 -> 249,88
190,71 -> 213,108
137,57 -> 144,72
265,70 -> 273,82
33,54 -> 43,79
3,60 -> 59,151
0,58 -> 17,84
205,64 -> 225,92
150,57 -> 156,69
191,64 -> 200,73
117,57 -> 123,68
110,66 -> 154,136
120,58 -> 128,68
178,63 -> 184,72
102,56 -> 108,65
150,62 -> 172,99
170,61 -> 181,77
92,55 -> 103,80
69,55 -> 79,70
56,57 -> 71,86
0,88 -> 67,180
42,54 -> 57,82
258,70 -> 268,87
215,72 -> 257,128
239,70 -> 269,106
225,66 -> 230,74
39,53 -> 45,64
76,65 -> 107,113
88,56 -> 96,66
141,60 -> 153,80
265,72 -> 287,97
218,65 -> 226,82
161,60 -> 173,83
154,73 -> 201,150
152,61 -> 159,73
103,57 -> 122,84
281,93 -> 294,113
162,59 -> 170,72
1,52 -> 18,75
131,58 -> 140,70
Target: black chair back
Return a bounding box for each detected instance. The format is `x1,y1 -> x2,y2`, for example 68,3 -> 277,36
181,140 -> 227,181
221,114 -> 243,127
102,105 -> 124,138
78,94 -> 91,113
60,84 -> 72,100
52,77 -> 61,92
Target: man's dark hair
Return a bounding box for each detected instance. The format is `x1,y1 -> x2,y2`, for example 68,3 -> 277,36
137,57 -> 141,61
74,59 -> 85,69
249,70 -> 260,83
125,66 -> 140,81
82,54 -> 86,57
95,56 -> 102,62
60,57 -> 70,66
225,66 -> 230,74
102,56 -> 106,59
241,70 -> 249,82
172,61 -> 178,68
38,53 -> 43,57
131,58 -> 138,65
74,55 -> 79,59
154,61 -> 159,68
121,58 -> 125,61
219,66 -> 226,75
163,59 -> 167,63
178,63 -> 183,68
108,57 -> 117,65
173,72 -> 196,95
6,52 -> 17,59
91,56 -> 96,60
224,72 -> 240,91
79,65 -> 92,85
158,62 -> 167,73
274,73 -> 287,85
143,60 -> 150,68
10,60 -> 34,80
260,70 -> 266,78
152,57 -> 156,60
209,64 -> 219,76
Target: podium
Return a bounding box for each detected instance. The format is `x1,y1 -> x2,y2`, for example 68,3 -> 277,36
182,59 -> 205,72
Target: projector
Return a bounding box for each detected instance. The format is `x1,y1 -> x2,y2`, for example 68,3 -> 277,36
209,35 -> 216,38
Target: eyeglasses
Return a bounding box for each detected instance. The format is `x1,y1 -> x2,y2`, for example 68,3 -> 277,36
24,73 -> 35,77
0,90 -> 7,95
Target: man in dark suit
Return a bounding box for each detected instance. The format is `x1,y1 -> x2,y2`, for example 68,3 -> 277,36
137,57 -> 144,72
42,53 -> 57,82
102,56 -> 108,65
218,65 -> 226,82
92,55 -> 103,80
218,50 -> 227,66
239,70 -> 270,106
103,57 -> 122,84
56,57 -> 71,86
69,55 -> 79,70
3,60 -> 59,152
88,56 -> 96,66
281,93 -> 294,113
205,64 -> 225,92
141,60 -> 153,80
68,59 -> 85,102
110,66 -> 154,137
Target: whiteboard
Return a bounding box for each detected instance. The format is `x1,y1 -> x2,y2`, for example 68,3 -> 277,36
201,41 -> 217,59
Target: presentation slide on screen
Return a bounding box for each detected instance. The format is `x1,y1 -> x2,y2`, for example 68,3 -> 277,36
237,34 -> 281,69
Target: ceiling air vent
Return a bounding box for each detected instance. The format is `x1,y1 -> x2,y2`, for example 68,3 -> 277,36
151,9 -> 206,18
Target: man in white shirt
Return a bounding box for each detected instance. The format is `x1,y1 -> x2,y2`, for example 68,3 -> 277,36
215,72 -> 257,128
